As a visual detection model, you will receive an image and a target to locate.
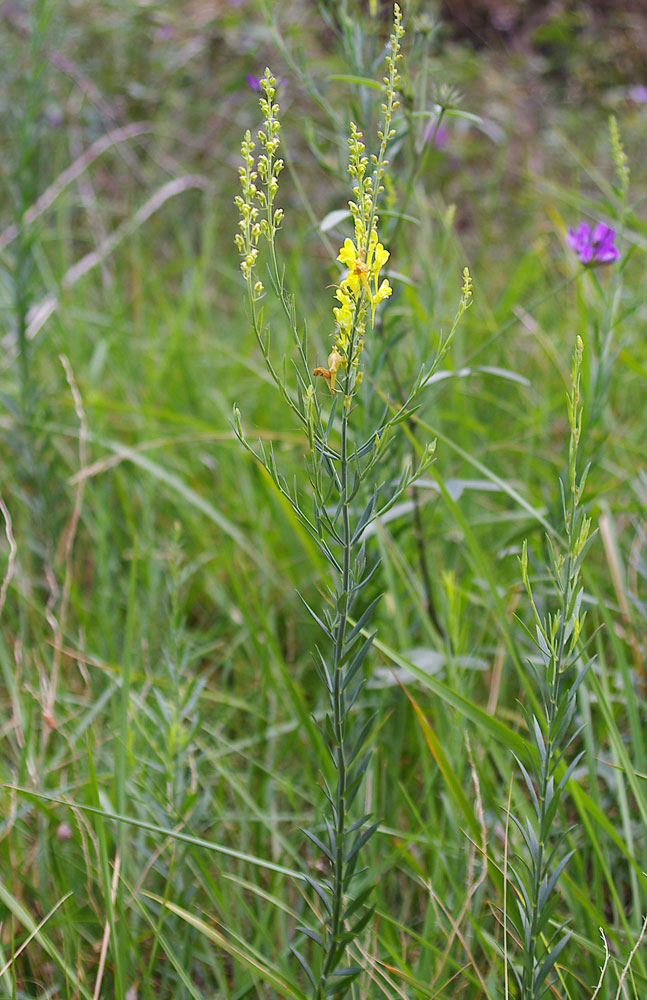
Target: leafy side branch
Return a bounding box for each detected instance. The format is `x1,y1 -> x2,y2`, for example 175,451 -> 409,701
510,337 -> 595,1000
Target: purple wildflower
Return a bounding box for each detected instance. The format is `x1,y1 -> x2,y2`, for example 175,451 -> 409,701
566,222 -> 619,266
628,85 -> 647,104
424,119 -> 449,149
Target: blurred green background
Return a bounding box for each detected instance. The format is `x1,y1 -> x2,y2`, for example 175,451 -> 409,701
1,2 -> 646,998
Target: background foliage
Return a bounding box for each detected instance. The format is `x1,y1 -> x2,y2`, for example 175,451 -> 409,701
0,1 -> 646,997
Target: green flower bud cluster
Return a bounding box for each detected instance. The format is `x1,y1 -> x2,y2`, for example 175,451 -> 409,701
346,5 -> 404,260
235,68 -> 284,298
234,131 -> 260,280
377,1 -> 404,181
609,114 -> 629,194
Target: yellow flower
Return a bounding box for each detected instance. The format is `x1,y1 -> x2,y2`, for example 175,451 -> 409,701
369,233 -> 389,274
333,282 -> 354,348
337,238 -> 370,299
337,232 -> 391,321
337,238 -> 358,269
371,278 -> 392,320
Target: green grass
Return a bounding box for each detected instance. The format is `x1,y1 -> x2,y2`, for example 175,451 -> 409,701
1,2 -> 646,998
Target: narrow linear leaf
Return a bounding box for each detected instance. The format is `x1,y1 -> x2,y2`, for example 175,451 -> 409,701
144,894 -> 308,1000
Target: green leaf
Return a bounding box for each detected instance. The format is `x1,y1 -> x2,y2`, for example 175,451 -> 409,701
144,894 -> 309,1000
402,685 -> 482,844
326,74 -> 383,90
0,887 -> 88,999
9,786 -> 305,881
371,634 -> 528,759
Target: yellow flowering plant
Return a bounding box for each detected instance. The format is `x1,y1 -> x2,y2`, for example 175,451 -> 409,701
233,7 -> 472,997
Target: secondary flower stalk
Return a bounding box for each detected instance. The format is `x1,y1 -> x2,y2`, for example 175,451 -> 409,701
312,11 -> 402,403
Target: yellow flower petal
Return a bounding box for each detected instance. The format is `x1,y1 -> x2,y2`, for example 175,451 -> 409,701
335,284 -> 352,306
337,238 -> 357,267
333,304 -> 352,330
374,278 -> 392,303
345,272 -> 361,297
373,243 -> 389,271
371,278 -> 392,322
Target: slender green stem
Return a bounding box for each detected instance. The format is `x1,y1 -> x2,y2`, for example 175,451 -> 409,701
521,442 -> 578,998
388,107 -> 447,251
316,335 -> 356,1000
14,230 -> 31,423
522,700 -> 555,996
382,329 -> 443,634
